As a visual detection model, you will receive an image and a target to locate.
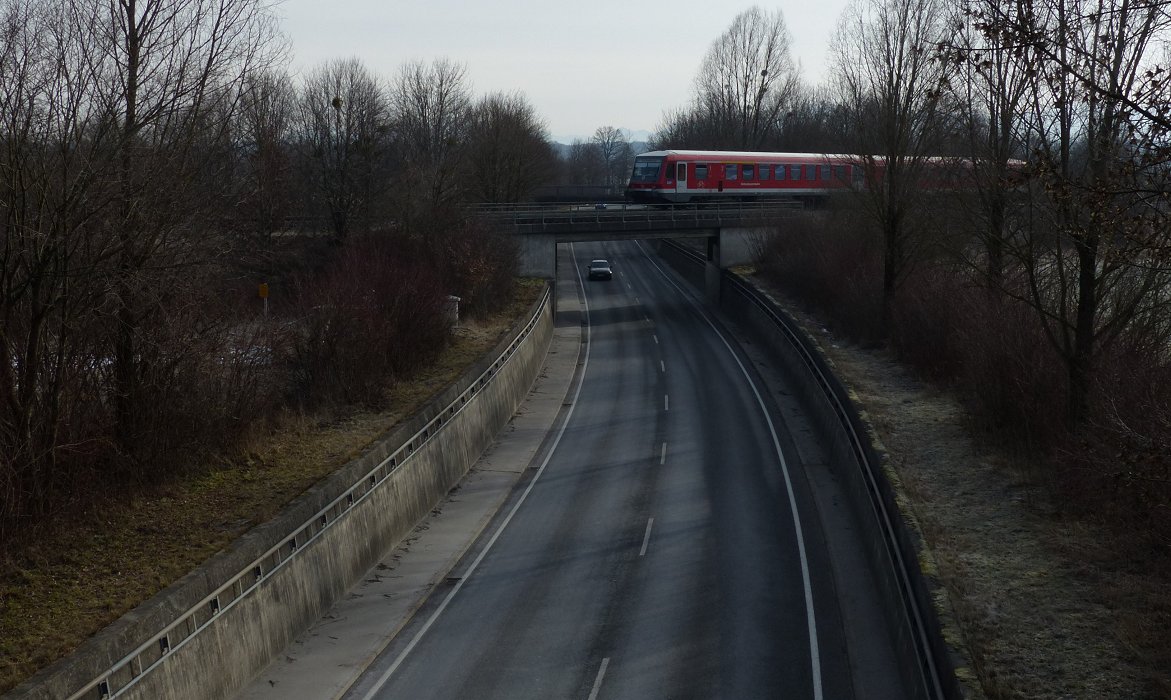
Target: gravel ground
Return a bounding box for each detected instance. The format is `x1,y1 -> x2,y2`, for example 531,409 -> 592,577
760,279 -> 1165,700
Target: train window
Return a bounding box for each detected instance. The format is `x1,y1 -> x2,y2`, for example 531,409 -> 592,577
806,165 -> 816,180
696,164 -> 708,179
758,164 -> 767,180
743,164 -> 755,180
726,164 -> 738,180
833,165 -> 846,181
677,162 -> 686,182
821,165 -> 831,180
630,157 -> 664,183
774,165 -> 786,181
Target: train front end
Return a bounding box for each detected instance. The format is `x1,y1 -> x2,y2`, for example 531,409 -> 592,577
624,153 -> 670,203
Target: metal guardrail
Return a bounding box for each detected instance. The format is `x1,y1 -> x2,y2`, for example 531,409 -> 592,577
67,287 -> 552,700
475,201 -> 801,235
663,241 -> 953,700
721,275 -> 950,700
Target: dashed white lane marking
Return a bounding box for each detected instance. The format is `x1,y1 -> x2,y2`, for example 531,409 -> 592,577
664,394 -> 669,411
660,360 -> 665,373
633,240 -> 824,700
639,518 -> 655,557
587,658 -> 610,700
653,334 -> 659,344
660,442 -> 667,465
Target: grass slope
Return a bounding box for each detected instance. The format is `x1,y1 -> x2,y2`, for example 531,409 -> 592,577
0,280 -> 545,694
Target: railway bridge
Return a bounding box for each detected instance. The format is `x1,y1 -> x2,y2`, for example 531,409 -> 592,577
478,202 -> 799,301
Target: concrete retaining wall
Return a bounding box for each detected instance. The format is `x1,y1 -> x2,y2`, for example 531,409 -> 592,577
8,287 -> 555,700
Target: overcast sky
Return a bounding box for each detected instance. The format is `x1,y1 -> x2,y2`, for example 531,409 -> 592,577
276,1 -> 850,143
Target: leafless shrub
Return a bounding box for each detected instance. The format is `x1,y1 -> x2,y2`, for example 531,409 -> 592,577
757,209 -> 885,343
890,265 -> 1068,447
433,219 -> 519,319
288,236 -> 451,406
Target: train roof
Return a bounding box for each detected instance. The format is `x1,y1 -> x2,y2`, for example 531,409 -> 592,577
635,150 -> 856,160
634,150 -> 1028,167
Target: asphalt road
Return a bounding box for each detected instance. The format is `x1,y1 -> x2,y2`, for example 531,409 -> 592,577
342,240 -> 902,700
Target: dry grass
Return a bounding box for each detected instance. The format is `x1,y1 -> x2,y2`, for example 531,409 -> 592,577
0,280 -> 544,695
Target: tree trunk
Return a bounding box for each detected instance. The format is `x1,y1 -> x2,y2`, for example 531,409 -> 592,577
1068,232 -> 1099,426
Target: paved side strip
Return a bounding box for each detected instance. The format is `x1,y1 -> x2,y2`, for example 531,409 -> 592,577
236,282 -> 583,700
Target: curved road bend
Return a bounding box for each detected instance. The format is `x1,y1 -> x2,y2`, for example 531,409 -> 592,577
343,240 -> 903,700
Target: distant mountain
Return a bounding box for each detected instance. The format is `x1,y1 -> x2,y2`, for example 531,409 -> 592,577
550,128 -> 654,146
549,141 -> 651,158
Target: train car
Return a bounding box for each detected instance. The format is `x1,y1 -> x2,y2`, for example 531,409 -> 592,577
624,150 -> 859,204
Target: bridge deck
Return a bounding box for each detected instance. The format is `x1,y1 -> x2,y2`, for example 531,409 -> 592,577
478,202 -> 800,236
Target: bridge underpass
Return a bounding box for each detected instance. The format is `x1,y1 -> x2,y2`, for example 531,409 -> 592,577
479,202 -> 800,302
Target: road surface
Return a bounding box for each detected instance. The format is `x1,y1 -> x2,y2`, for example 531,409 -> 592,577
339,240 -> 906,700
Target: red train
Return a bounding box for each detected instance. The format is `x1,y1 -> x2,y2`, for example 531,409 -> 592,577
625,150 -> 858,204
624,149 -> 1024,204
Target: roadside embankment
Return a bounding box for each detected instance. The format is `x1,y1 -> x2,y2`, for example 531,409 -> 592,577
6,286 -> 554,700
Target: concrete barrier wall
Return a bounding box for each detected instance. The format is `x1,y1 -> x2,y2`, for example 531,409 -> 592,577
9,287 -> 555,700
654,241 -> 967,700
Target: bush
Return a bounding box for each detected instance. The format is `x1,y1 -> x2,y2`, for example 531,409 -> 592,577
1060,336 -> 1171,549
757,209 -> 885,343
889,265 -> 1068,448
288,235 -> 450,406
758,205 -> 1170,552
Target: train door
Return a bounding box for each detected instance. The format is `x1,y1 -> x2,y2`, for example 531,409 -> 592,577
675,162 -> 687,198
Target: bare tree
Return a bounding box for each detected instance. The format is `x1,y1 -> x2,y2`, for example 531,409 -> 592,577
391,58 -> 472,222
465,92 -> 555,202
0,0 -> 119,518
967,0 -> 1171,423
695,6 -> 802,149
561,139 -> 607,185
235,69 -> 298,250
591,126 -> 633,187
0,0 -> 282,521
72,0 -> 284,451
938,0 -> 1033,289
831,0 -> 950,326
295,58 -> 392,242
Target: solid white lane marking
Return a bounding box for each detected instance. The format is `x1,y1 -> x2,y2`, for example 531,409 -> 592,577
587,658 -> 610,700
634,241 -> 825,700
359,245 -> 597,700
639,518 -> 655,556
660,442 -> 667,465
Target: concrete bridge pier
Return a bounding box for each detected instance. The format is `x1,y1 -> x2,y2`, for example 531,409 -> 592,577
519,233 -> 557,279
705,234 -> 722,304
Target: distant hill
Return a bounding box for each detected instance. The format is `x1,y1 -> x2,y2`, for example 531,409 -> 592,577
549,128 -> 654,150
549,140 -> 651,158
